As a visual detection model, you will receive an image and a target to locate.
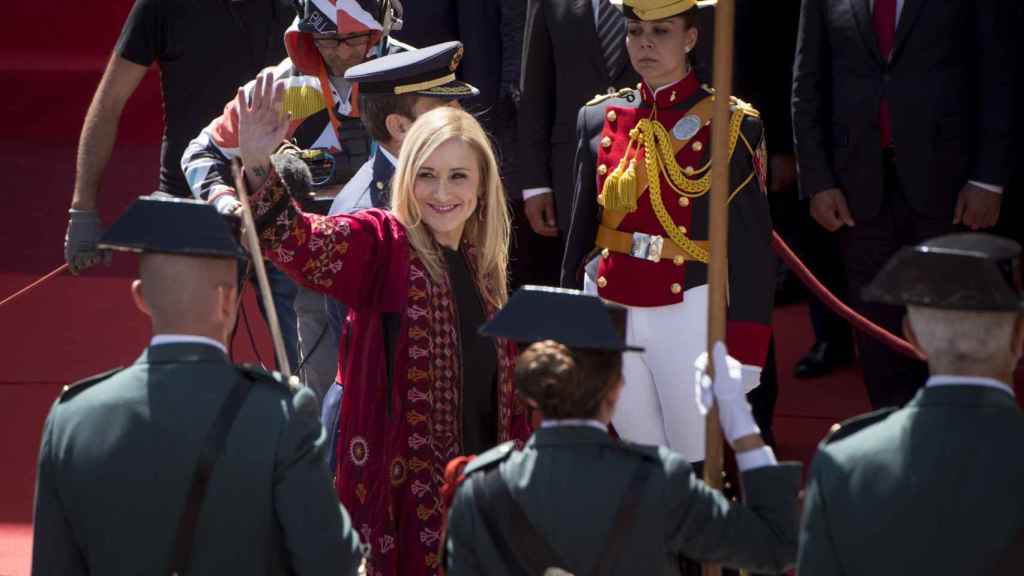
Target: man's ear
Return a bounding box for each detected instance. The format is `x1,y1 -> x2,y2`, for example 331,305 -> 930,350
130,279 -> 151,318
902,314 -> 927,360
384,113 -> 412,144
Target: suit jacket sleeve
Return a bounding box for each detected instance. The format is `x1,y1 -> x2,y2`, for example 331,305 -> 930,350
252,169 -> 409,311
969,0 -> 1014,186
273,387 -> 363,575
665,452 -> 801,573
31,406 -> 88,576
518,0 -> 556,191
725,117 -> 775,369
796,449 -> 845,575
791,0 -> 837,198
560,106 -> 600,288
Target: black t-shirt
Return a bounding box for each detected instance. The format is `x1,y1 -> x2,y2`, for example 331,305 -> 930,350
443,247 -> 498,455
115,0 -> 291,196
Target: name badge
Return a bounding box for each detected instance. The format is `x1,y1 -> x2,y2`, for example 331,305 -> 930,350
672,115 -> 702,141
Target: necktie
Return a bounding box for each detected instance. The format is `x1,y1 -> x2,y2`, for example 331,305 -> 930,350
595,0 -> 626,82
873,0 -> 897,147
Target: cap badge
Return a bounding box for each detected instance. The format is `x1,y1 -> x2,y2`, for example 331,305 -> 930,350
449,46 -> 464,72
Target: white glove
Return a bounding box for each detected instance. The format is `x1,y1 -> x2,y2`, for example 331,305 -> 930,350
212,194 -> 243,216
65,209 -> 112,274
694,341 -> 760,445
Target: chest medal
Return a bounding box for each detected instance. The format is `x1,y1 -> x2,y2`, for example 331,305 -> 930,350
672,115 -> 702,141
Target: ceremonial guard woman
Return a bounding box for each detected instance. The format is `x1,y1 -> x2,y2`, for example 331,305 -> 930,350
240,86 -> 532,574
561,0 -> 775,464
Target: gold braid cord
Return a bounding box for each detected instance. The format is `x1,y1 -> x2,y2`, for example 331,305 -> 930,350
600,106 -> 747,264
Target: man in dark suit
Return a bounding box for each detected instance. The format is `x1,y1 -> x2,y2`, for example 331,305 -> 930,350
31,197 -> 362,576
792,0 -> 1015,408
798,233 -> 1024,575
518,0 -> 641,284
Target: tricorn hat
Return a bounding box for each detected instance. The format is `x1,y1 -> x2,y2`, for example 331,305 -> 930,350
862,233 -> 1023,311
97,195 -> 246,259
480,286 -> 644,352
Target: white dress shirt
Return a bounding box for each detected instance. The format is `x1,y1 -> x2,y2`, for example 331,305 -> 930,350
150,334 -> 227,355
926,374 -> 1015,398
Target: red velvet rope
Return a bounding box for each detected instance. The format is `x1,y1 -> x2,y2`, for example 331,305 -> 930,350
0,263 -> 68,310
771,231 -> 925,361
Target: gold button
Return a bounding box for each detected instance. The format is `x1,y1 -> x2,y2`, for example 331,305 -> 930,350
692,141 -> 703,152
678,196 -> 690,207
376,181 -> 384,190
671,283 -> 682,294
597,276 -> 608,288
601,136 -> 612,149
601,248 -> 610,259
598,164 -> 608,176
684,166 -> 695,175
606,110 -> 617,122
673,255 -> 685,266
678,225 -> 688,235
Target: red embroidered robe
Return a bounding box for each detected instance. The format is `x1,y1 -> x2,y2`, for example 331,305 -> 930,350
252,176 -> 532,576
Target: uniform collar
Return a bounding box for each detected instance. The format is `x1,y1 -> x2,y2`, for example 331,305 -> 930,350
150,334 -> 227,355
926,374 -> 1015,398
139,341 -> 230,365
529,423 -> 614,448
376,145 -> 398,167
640,70 -> 700,109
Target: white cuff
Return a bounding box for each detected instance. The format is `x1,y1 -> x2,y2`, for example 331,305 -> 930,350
741,365 -> 762,394
522,187 -> 553,201
968,180 -> 1003,194
735,446 -> 778,472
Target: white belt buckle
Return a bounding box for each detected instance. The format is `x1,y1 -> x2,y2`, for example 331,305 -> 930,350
630,232 -> 664,262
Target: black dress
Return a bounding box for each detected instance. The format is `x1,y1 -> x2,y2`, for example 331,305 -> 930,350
443,247 -> 498,455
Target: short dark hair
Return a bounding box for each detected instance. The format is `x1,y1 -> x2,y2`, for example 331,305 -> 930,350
514,341 -> 623,420
358,92 -> 420,144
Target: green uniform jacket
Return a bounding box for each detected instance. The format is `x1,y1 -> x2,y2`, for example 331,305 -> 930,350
445,425 -> 802,575
798,385 -> 1024,575
31,343 -> 363,575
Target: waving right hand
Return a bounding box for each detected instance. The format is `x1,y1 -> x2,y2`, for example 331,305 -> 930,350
237,71 -> 291,173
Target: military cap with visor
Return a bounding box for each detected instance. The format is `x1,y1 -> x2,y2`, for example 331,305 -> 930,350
344,41 -> 478,100
862,233 -> 1024,312
480,286 -> 644,352
97,195 -> 247,259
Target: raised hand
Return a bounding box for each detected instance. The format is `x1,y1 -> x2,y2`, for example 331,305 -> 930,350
237,71 -> 291,181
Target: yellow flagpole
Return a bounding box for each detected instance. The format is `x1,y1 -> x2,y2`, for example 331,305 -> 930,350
703,0 -> 735,574
232,159 -> 295,381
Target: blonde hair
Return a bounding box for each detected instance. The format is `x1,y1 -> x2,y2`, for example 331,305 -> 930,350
390,107 -> 511,308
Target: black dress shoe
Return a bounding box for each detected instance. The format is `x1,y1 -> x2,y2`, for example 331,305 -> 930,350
794,340 -> 853,379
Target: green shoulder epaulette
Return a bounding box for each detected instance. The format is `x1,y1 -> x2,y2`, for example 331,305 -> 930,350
59,367 -> 123,403
822,407 -> 897,445
586,87 -> 635,107
463,441 -> 516,476
237,363 -> 304,395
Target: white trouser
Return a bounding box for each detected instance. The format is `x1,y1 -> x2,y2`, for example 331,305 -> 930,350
584,277 -> 760,462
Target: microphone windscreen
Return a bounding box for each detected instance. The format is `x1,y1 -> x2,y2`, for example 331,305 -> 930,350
270,150 -> 313,202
